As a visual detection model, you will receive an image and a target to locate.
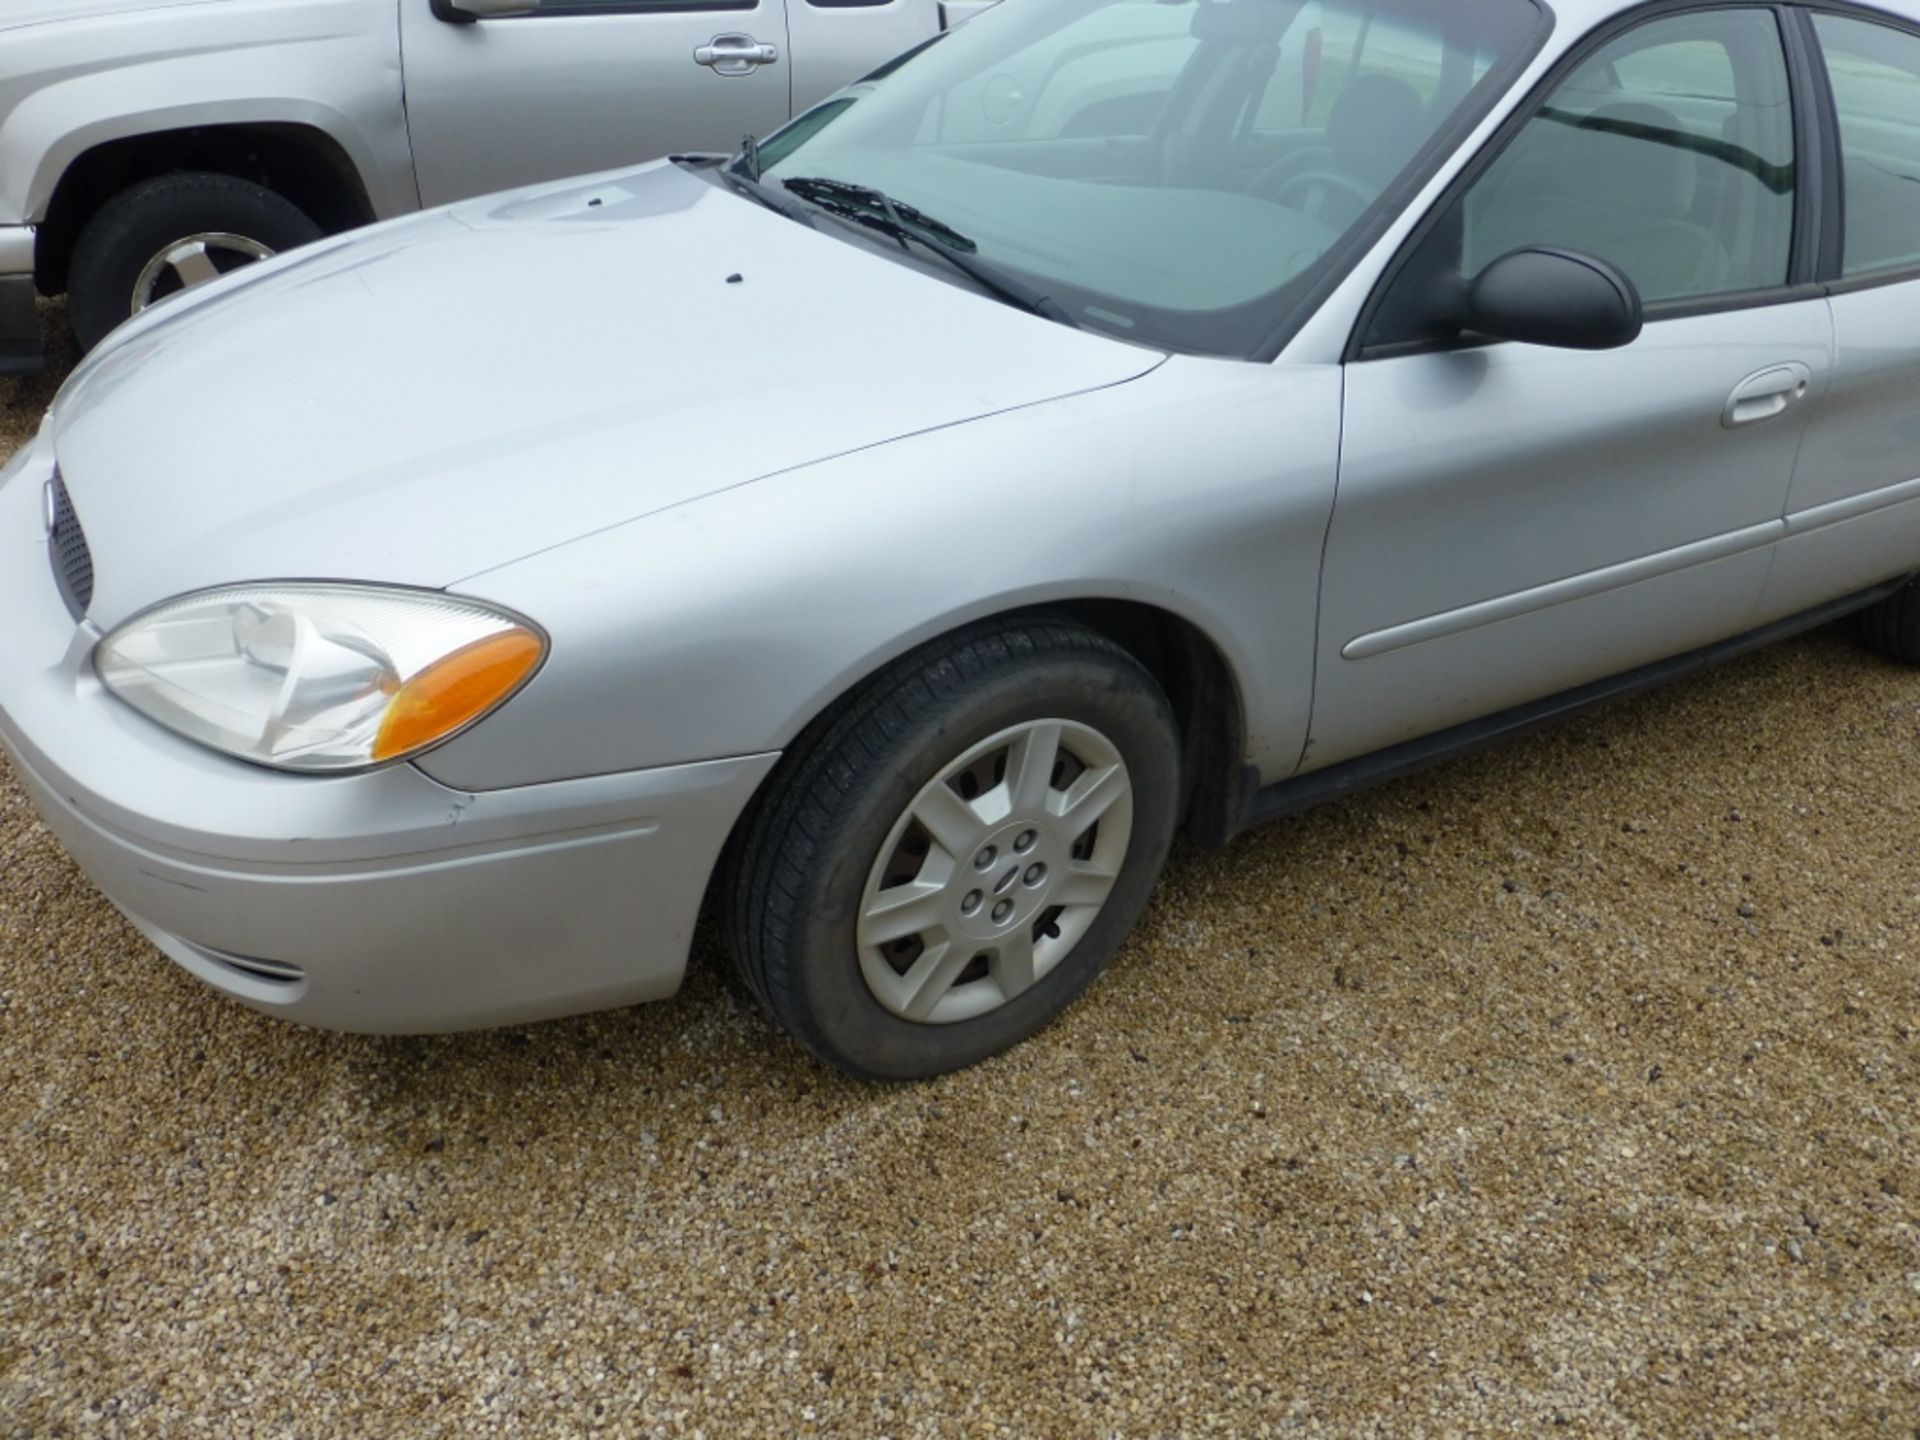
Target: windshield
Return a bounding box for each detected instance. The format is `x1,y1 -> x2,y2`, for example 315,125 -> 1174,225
756,0 -> 1545,355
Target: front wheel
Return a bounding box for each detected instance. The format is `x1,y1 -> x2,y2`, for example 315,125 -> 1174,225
68,172 -> 324,351
728,619 -> 1182,1081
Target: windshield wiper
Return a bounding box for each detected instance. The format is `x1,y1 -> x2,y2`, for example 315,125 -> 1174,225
781,176 -> 975,249
778,175 -> 1079,330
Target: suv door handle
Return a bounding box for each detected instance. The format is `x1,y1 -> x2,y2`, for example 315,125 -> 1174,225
695,33 -> 779,75
1723,363 -> 1812,429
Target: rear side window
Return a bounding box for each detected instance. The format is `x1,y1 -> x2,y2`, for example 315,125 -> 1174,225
1812,14 -> 1920,278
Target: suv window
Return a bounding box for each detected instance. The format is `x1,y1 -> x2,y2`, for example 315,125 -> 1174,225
1812,14 -> 1920,278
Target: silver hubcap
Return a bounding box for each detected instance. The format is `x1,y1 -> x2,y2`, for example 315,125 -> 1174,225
857,719 -> 1133,1026
131,233 -> 276,314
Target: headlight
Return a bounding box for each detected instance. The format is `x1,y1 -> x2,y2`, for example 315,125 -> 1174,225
95,584 -> 546,773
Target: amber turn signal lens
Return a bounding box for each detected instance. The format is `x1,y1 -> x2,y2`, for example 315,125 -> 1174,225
373,628 -> 544,762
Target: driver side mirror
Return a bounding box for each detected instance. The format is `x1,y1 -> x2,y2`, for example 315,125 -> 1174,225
1459,247 -> 1644,352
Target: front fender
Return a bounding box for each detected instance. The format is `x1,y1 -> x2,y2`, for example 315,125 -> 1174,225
427,356 -> 1344,793
0,0 -> 412,224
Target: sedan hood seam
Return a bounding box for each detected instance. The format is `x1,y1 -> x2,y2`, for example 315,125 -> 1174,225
445,356 -> 1170,591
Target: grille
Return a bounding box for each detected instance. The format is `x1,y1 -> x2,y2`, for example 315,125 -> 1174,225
46,471 -> 93,620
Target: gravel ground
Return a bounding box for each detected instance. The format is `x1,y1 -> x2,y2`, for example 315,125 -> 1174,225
3,302 -> 1918,1438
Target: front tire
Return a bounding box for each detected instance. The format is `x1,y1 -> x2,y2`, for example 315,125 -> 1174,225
68,172 -> 324,351
728,619 -> 1182,1081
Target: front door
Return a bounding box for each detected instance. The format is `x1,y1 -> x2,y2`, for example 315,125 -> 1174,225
1307,6 -> 1831,771
401,0 -> 795,208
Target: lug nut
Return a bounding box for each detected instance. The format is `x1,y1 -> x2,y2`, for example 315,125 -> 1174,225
1014,830 -> 1037,852
991,899 -> 1014,924
1024,864 -> 1046,886
973,845 -> 997,871
961,890 -> 983,915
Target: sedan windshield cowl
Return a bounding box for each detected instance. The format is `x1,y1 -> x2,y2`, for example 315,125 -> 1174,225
708,163 -> 817,230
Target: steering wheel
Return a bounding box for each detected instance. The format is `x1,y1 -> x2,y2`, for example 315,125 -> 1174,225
1246,147 -> 1333,202
1270,169 -> 1378,226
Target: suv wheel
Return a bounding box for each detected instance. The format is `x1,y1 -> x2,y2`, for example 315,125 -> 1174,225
68,172 -> 324,351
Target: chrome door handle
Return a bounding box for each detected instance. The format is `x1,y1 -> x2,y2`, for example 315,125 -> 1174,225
694,33 -> 779,75
1723,363 -> 1812,429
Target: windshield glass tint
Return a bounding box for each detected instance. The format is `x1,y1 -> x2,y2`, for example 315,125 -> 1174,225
760,0 -> 1542,354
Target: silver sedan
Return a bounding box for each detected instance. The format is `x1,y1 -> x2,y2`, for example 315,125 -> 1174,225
6,0 -> 1920,1078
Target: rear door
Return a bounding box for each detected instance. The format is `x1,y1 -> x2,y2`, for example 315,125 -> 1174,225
1308,7 -> 1830,771
1754,9 -> 1920,623
401,0 -> 794,207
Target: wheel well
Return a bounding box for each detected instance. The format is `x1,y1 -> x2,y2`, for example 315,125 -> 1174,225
35,124 -> 376,295
699,599 -> 1252,967
1031,600 -> 1249,846
757,600 -> 1250,847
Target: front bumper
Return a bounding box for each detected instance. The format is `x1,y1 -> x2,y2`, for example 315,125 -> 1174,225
0,434 -> 778,1033
0,226 -> 41,373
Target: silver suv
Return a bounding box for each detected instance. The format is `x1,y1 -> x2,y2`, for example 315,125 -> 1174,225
0,0 -> 978,363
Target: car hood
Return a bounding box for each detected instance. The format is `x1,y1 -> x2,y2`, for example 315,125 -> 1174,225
0,0 -> 237,33
51,161 -> 1163,626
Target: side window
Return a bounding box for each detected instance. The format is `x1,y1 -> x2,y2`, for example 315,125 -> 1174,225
1459,9 -> 1796,306
1812,14 -> 1920,278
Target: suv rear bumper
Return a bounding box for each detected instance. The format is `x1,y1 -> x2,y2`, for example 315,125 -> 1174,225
0,227 -> 42,373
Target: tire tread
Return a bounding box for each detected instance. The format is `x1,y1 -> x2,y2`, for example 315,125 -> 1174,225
69,171 -> 322,351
